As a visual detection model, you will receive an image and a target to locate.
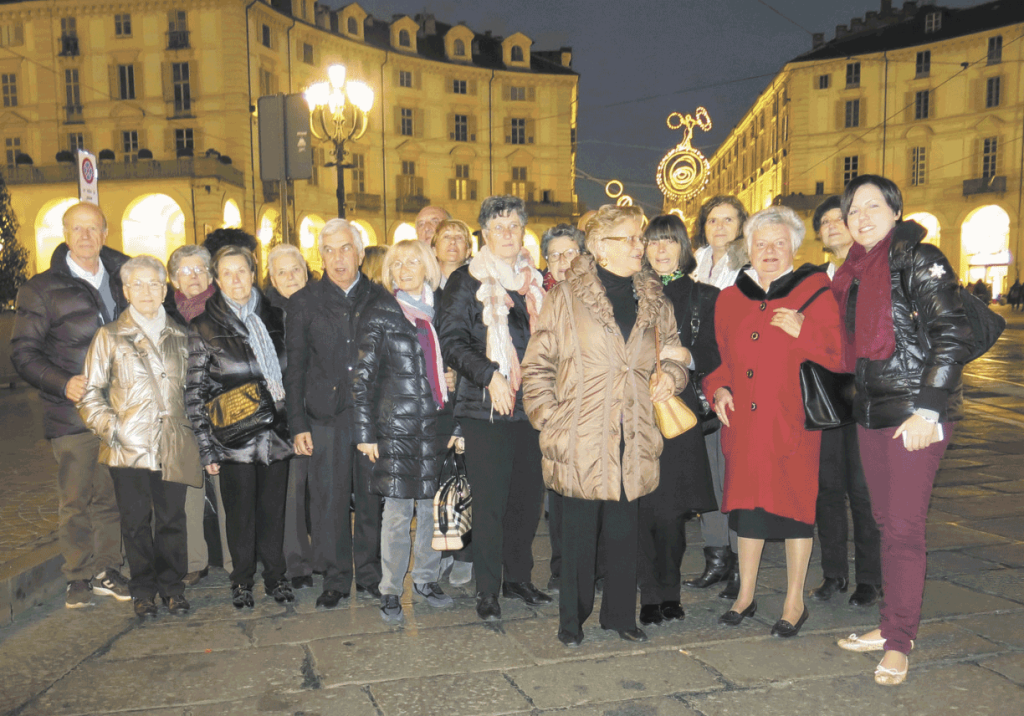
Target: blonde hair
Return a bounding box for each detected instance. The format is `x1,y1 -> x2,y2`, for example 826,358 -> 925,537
431,219 -> 473,249
381,240 -> 442,291
584,204 -> 646,256
361,245 -> 387,285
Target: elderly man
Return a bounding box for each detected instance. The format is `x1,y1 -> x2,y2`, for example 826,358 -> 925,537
11,202 -> 131,608
809,196 -> 882,608
415,205 -> 450,244
284,219 -> 387,608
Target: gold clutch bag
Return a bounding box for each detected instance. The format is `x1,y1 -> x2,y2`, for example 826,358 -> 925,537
653,325 -> 698,440
204,380 -> 276,448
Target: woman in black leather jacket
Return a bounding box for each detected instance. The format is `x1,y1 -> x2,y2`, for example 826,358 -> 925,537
185,245 -> 294,609
832,175 -> 973,686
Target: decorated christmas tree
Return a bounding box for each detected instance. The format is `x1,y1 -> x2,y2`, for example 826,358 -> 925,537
0,172 -> 27,310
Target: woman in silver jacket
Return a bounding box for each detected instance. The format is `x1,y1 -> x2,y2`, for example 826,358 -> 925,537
79,255 -> 197,618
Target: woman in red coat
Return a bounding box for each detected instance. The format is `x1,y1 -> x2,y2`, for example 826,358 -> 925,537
704,206 -> 844,637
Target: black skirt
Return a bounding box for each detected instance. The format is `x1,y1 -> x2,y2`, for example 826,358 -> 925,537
728,508 -> 814,540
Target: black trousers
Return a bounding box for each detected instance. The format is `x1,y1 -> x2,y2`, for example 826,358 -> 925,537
309,416 -> 382,592
560,490 -> 639,636
637,493 -> 686,605
548,490 -> 563,579
109,467 -> 187,600
816,422 -> 882,586
219,460 -> 288,588
460,418 -> 544,596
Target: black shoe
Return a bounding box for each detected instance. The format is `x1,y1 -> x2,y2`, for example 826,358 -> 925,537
502,581 -> 553,606
602,625 -> 648,642
849,583 -> 881,607
718,600 -> 757,626
659,601 -> 685,622
231,584 -> 255,609
639,604 -> 664,626
265,580 -> 295,603
183,567 -> 208,586
356,583 -> 382,599
558,628 -> 584,647
717,566 -> 740,600
809,576 -> 848,601
594,577 -> 605,594
476,593 -> 501,621
290,575 -> 314,590
684,546 -> 734,589
547,575 -> 561,593
133,596 -> 158,618
316,589 -> 347,609
162,595 -> 191,615
771,607 -> 809,638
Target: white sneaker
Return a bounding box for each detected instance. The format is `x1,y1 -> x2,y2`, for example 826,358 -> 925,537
92,569 -> 131,601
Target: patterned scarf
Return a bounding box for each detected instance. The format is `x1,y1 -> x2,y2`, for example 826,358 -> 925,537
832,231 -> 897,372
542,269 -> 558,291
468,246 -> 545,411
395,287 -> 447,408
224,291 -> 285,402
660,269 -> 685,286
175,283 -> 216,323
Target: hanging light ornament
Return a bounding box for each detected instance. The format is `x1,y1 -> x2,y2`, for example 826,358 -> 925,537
657,107 -> 712,202
605,179 -> 634,207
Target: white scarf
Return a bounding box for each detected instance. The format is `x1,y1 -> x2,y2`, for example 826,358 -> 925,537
129,305 -> 167,349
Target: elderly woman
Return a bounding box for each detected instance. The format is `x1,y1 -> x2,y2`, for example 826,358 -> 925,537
686,195 -> 749,600
353,240 -> 460,622
78,256 -> 196,617
523,204 -> 687,647
834,176 -> 973,685
438,195 -> 551,621
185,244 -> 294,609
540,223 -> 585,290
704,206 -> 843,637
433,219 -> 473,288
637,214 -> 719,627
266,244 -> 309,310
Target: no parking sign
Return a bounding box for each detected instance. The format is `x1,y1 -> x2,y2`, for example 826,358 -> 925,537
77,149 -> 98,205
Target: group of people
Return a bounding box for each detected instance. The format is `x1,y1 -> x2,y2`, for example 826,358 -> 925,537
11,173 -> 976,687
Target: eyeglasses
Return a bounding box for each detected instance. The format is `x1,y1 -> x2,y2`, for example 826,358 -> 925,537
176,266 -> 208,278
547,249 -> 579,263
603,235 -> 648,247
487,223 -> 523,236
391,257 -> 423,270
129,280 -> 165,293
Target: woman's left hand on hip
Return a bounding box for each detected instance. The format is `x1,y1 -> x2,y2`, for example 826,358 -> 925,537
893,414 -> 940,451
771,308 -> 805,338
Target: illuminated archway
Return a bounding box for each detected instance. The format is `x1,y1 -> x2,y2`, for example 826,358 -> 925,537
223,200 -> 242,228
960,205 -> 1010,296
256,210 -> 281,276
352,220 -> 376,248
34,197 -> 79,273
299,215 -> 325,273
393,222 -> 416,243
524,229 -> 540,267
904,212 -> 940,247
122,194 -> 186,263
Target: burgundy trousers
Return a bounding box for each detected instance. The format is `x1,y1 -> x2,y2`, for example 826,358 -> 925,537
857,423 -> 953,655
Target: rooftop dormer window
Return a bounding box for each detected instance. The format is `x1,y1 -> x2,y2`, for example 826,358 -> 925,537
924,11 -> 941,33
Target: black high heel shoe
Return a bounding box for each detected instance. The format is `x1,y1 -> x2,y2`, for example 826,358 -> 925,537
770,606 -> 809,638
718,600 -> 757,626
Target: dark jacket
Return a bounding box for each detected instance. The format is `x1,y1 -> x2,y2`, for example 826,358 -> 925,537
185,289 -> 292,465
438,264 -> 532,422
284,273 -> 387,435
352,290 -> 456,499
853,221 -> 973,428
10,243 -> 129,439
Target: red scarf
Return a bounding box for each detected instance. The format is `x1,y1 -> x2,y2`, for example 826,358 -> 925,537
175,284 -> 216,323
831,231 -> 896,372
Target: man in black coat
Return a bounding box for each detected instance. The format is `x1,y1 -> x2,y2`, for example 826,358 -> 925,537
284,219 -> 387,608
10,202 -> 131,608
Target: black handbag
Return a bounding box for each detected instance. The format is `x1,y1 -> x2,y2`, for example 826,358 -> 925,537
797,287 -> 855,431
204,380 -> 277,448
688,282 -> 720,435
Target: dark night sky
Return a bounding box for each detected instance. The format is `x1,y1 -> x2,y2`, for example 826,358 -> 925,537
333,0 -> 980,217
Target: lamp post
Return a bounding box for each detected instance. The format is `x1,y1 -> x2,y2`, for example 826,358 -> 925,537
305,65 -> 374,219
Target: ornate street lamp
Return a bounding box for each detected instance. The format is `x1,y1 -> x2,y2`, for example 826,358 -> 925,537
305,65 -> 374,218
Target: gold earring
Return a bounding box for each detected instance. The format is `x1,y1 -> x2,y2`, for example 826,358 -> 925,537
598,257 -> 609,267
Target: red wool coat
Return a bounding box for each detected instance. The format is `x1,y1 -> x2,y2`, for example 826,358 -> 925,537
703,265 -> 844,525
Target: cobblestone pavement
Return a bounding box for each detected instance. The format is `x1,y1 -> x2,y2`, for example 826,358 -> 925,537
1,308 -> 1022,715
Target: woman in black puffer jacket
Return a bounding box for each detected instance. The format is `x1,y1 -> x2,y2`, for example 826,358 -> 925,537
353,240 -> 459,623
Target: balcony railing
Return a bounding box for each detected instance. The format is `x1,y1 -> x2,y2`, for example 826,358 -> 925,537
963,176 -> 1006,196
64,104 -> 83,123
167,30 -> 190,49
3,157 -> 244,188
58,35 -> 79,56
396,195 -> 430,214
348,193 -> 381,212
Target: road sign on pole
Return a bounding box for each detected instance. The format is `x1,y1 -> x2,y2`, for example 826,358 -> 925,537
77,150 -> 98,205
258,94 -> 312,182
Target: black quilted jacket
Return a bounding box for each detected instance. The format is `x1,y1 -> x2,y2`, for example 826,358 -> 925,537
851,220 -> 973,429
185,289 -> 292,466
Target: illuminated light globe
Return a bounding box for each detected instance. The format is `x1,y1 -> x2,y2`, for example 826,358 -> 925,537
604,179 -> 634,207
657,107 -> 713,203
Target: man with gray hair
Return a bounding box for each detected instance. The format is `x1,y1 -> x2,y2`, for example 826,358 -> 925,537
283,218 -> 388,608
10,202 -> 131,608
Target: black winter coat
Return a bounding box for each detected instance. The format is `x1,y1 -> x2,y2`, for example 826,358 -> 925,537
185,289 -> 292,466
352,291 -> 456,499
283,273 -> 387,434
851,221 -> 973,428
438,264 -> 533,422
10,243 -> 129,438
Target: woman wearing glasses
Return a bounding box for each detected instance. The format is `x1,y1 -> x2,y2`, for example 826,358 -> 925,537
438,195 -> 551,622
523,204 -> 687,646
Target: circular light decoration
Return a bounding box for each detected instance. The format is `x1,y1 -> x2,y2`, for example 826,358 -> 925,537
657,107 -> 713,203
605,179 -> 634,207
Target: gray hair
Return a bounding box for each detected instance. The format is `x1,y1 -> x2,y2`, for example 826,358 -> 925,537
318,218 -> 364,254
267,244 -> 306,276
540,223 -> 585,259
743,206 -> 805,255
168,244 -> 212,278
120,255 -> 167,284
478,195 -> 527,231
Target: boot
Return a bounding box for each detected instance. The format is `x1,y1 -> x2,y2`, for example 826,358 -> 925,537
718,563 -> 740,600
683,546 -> 733,589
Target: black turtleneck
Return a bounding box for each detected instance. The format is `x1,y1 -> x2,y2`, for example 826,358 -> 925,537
597,264 -> 637,341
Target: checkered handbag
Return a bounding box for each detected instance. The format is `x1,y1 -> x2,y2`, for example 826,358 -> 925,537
432,447 -> 472,551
